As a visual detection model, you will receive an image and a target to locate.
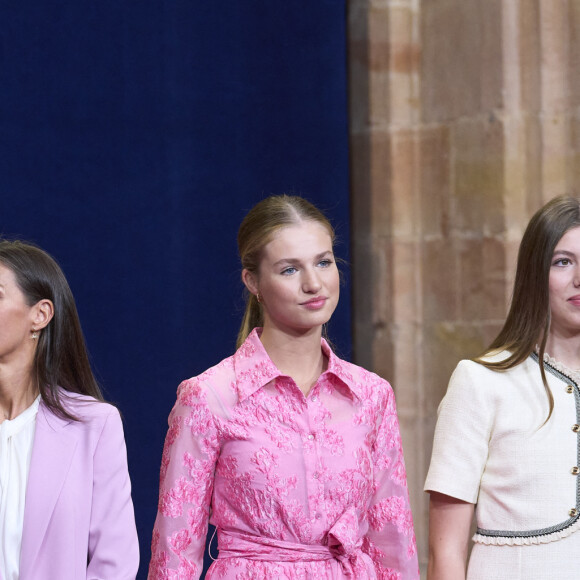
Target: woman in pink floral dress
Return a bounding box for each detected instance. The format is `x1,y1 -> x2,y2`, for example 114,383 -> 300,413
149,195 -> 419,579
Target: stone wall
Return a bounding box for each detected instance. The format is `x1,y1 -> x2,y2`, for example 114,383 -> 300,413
348,0 -> 580,574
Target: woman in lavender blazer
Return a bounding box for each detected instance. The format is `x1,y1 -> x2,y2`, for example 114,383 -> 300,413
0,240 -> 139,580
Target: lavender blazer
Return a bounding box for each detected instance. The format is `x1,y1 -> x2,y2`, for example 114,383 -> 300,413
15,393 -> 139,580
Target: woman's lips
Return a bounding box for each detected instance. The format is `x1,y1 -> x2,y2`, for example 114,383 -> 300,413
301,297 -> 327,310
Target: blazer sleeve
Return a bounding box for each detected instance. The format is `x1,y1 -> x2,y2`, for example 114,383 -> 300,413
148,378 -> 220,580
87,407 -> 140,580
363,381 -> 420,579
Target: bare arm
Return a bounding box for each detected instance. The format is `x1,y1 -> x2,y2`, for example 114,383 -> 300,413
427,491 -> 474,580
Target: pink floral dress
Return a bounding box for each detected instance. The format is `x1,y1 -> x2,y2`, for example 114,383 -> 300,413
149,329 -> 419,579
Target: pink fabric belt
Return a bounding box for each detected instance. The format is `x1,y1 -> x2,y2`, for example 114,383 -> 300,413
217,512 -> 375,578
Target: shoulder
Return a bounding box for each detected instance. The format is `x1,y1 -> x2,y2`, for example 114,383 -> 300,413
63,391 -> 118,414
451,354 -> 539,385
449,358 -> 494,383
176,353 -> 236,402
37,392 -> 125,454
46,390 -> 122,432
184,352 -> 235,386
477,349 -> 512,364
330,356 -> 394,403
442,356 -> 541,413
353,362 -> 392,392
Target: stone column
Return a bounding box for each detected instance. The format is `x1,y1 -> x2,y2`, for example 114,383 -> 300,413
348,0 -> 580,574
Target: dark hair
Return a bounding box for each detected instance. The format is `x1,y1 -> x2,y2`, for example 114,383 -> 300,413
236,195 -> 335,348
476,195 -> 580,420
0,240 -> 104,420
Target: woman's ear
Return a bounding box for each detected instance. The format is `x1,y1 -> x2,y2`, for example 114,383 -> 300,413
242,269 -> 259,297
31,299 -> 54,331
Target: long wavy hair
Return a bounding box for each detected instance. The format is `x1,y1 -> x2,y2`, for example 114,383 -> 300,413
475,195 -> 580,420
236,195 -> 335,348
0,240 -> 104,420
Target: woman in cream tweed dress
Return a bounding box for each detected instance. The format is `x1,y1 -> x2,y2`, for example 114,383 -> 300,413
425,195 -> 580,580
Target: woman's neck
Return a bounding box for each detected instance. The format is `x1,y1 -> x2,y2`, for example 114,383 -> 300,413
259,326 -> 326,396
0,364 -> 38,421
545,330 -> 580,370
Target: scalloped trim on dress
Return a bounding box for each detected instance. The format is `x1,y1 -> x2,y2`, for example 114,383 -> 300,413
473,518 -> 580,546
542,352 -> 580,383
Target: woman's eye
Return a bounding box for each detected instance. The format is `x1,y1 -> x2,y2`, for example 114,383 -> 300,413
554,258 -> 572,266
318,259 -> 333,268
281,267 -> 297,275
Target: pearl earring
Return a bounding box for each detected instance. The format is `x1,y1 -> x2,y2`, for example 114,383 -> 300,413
31,330 -> 39,339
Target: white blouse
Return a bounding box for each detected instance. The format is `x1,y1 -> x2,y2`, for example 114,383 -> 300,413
0,396 -> 40,580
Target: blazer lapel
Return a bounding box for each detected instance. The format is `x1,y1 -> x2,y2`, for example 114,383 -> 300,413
19,402 -> 77,576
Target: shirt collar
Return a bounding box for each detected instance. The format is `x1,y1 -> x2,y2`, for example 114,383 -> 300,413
234,328 -> 363,402
322,339 -> 363,401
233,329 -> 283,402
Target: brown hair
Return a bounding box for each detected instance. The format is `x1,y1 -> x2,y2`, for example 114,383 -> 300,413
476,195 -> 580,420
0,240 -> 104,420
236,195 -> 335,348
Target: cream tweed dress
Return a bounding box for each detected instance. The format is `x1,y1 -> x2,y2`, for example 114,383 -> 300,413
425,352 -> 580,580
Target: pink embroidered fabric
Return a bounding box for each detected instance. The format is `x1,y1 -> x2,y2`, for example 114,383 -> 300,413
149,329 -> 419,580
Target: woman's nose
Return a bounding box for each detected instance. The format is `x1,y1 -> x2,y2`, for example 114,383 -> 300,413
302,269 -> 322,293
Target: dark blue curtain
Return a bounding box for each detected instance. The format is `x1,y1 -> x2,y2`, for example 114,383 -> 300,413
0,2 -> 350,577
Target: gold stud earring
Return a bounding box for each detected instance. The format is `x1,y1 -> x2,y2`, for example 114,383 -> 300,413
256,292 -> 262,304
